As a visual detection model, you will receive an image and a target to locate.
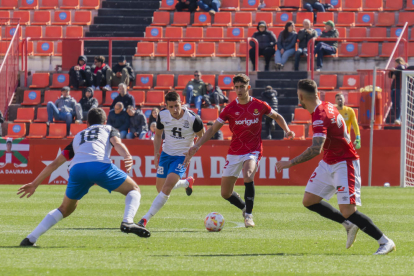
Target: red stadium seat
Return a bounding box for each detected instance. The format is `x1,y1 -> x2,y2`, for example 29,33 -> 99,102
193,12 -> 211,27
206,27 -> 224,38
201,75 -> 215,87
380,43 -> 395,57
46,123 -> 66,138
364,0 -> 383,11
177,42 -> 196,57
201,109 -> 219,122
20,0 -> 38,9
369,27 -> 387,37
275,12 -> 293,26
348,93 -> 361,108
103,91 -> 119,106
236,42 -> 248,57
261,0 -> 280,11
171,12 -> 190,26
12,11 -> 30,25
66,26 -> 84,38
133,74 -> 153,89
240,0 -> 259,10
233,12 -> 252,27
175,75 -> 193,89
343,0 -> 362,11
45,26 -> 63,38
50,73 -> 69,88
39,0 -> 58,9
212,12 -> 232,27
80,0 -> 99,9
165,27 -> 183,38
314,12 -> 334,27
356,12 -> 374,27
55,41 -> 62,56
70,90 -> 82,102
135,42 -> 155,57
151,11 -> 170,26
35,41 -> 54,56
325,0 -> 342,11
228,91 -> 237,102
384,0 -> 402,11
339,43 -> 358,57
319,75 -> 337,90
30,73 -> 50,88
254,12 -> 273,26
406,0 -> 414,10
14,108 -> 35,123
101,107 -> 110,118
397,12 -> 414,26
26,26 -> 42,38
376,13 -> 395,27
324,91 -> 336,104
336,12 -> 355,27
27,123 -> 47,138
220,124 -> 232,140
7,123 -> 26,138
185,27 -> 203,38
285,124 -> 305,140
143,91 -> 165,106
73,11 -> 92,25
247,27 -> 256,38
0,0 -> 17,10
221,0 -> 240,11
159,0 -> 176,10
292,108 -> 311,124
154,42 -> 175,57
216,42 -> 236,57
53,11 -> 71,25
22,90 -> 41,106
154,74 -> 174,90
32,11 -> 51,25
0,11 -> 10,25
129,91 -> 145,106
268,27 -> 283,37
218,75 -> 235,90
43,90 -> 62,105
280,0 -> 301,10
296,12 -> 313,26
226,27 -> 244,38
340,75 -> 360,90
60,0 -> 80,9
306,125 -> 313,139
360,42 -> 379,57
145,27 -> 163,38
390,27 -> 407,39
349,27 -> 367,38
67,124 -> 87,138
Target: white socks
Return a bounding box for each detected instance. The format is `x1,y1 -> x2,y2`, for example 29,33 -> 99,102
27,209 -> 63,243
122,190 -> 141,224
143,192 -> 170,222
342,220 -> 353,230
172,179 -> 189,190
378,234 -> 391,245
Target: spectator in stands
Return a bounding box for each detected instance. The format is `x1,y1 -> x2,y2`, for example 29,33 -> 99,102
105,56 -> 135,91
107,102 -> 130,139
294,19 -> 318,71
250,21 -> 277,71
144,122 -> 157,140
314,20 -> 338,72
389,57 -> 408,125
275,21 -> 297,71
110,83 -> 136,110
46,86 -> 77,135
75,87 -> 99,124
148,107 -> 159,129
258,0 -> 266,10
203,83 -> 228,109
185,70 -> 206,116
69,55 -> 92,90
91,56 -> 110,91
197,0 -> 221,15
0,110 -> 3,136
207,121 -> 223,140
175,0 -> 198,12
126,105 -> 147,139
261,86 -> 278,139
303,0 -> 325,22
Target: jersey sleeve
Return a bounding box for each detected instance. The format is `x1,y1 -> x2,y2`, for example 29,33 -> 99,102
262,101 -> 273,116
192,116 -> 204,133
349,108 -> 361,137
110,126 -> 120,138
156,113 -> 164,130
312,112 -> 329,138
217,106 -> 228,124
62,141 -> 74,160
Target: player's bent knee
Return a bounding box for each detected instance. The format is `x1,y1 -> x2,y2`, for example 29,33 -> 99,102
58,205 -> 76,218
221,190 -> 232,199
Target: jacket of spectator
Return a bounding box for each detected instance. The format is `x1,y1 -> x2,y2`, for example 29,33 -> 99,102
212,130 -> 224,140
107,109 -> 130,132
74,55 -> 90,71
319,29 -> 339,48
110,92 -> 136,110
390,64 -> 407,90
79,88 -> 99,113
261,88 -> 278,112
112,62 -> 135,81
297,28 -> 318,49
277,31 -> 298,51
303,0 -> 319,4
185,79 -> 206,98
55,95 -> 77,114
250,21 -> 277,50
148,114 -> 157,129
92,63 -> 110,75
129,109 -> 147,136
0,110 -> 4,124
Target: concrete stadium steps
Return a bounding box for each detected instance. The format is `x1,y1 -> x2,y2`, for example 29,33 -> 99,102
102,0 -> 160,9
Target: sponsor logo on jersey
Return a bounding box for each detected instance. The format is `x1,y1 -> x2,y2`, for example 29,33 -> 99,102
235,112 -> 240,116
183,120 -> 190,128
313,120 -> 324,126
253,109 -> 260,116
337,186 -> 346,192
235,118 -> 259,126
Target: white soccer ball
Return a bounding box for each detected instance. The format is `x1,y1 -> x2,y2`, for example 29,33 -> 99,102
204,212 -> 225,232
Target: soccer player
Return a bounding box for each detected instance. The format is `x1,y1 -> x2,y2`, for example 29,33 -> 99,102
137,91 -> 204,228
276,79 -> 395,255
18,108 -> 150,246
335,93 -> 361,149
184,74 -> 294,228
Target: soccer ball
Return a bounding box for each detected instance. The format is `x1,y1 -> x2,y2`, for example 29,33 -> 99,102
204,212 -> 225,232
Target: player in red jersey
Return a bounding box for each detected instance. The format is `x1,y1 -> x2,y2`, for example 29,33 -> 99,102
184,74 -> 294,227
276,79 -> 395,255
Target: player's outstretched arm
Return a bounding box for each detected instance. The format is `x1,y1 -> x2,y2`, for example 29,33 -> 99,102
267,111 -> 295,139
110,136 -> 133,173
17,154 -> 67,198
276,137 -> 326,173
350,109 -> 361,149
153,128 -> 164,170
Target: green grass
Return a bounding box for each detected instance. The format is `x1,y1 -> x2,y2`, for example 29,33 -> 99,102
1,185 -> 414,276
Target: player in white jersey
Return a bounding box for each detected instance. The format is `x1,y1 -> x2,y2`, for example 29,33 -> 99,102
137,91 -> 204,228
18,108 -> 150,246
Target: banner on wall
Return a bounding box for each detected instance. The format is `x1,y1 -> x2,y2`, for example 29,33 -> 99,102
0,130 -> 401,186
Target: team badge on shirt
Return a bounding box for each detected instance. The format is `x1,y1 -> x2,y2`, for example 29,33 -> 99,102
253,109 -> 260,115
183,120 -> 190,128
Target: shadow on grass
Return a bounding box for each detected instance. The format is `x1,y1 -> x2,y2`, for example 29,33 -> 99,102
153,253 -> 304,257
53,228 -> 119,231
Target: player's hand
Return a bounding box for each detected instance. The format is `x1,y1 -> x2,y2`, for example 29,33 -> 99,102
17,183 -> 38,198
116,72 -> 122,77
154,153 -> 160,170
285,130 -> 295,140
354,138 -> 361,150
276,160 -> 292,173
124,155 -> 133,173
183,146 -> 199,167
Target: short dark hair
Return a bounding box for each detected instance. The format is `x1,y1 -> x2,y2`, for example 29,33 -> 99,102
335,92 -> 344,98
87,108 -> 106,125
165,91 -> 181,103
297,79 -> 318,95
233,74 -> 250,85
94,56 -> 105,63
127,105 -> 135,110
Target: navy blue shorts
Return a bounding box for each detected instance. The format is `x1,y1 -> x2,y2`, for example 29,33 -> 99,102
66,162 -> 127,200
156,152 -> 186,179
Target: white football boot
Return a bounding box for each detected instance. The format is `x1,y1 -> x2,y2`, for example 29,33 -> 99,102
374,239 -> 396,255
343,221 -> 359,249
244,214 -> 255,228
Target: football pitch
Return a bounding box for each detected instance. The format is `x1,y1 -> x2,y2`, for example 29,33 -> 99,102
1,185 -> 414,276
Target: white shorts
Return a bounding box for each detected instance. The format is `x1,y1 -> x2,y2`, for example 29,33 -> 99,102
222,152 -> 261,178
305,159 -> 361,206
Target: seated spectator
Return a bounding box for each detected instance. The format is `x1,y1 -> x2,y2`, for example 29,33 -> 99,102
203,83 -> 228,109
258,0 -> 266,9
46,86 -> 77,135
207,121 -> 223,140
295,19 -> 318,71
303,0 -> 325,22
110,83 -> 136,110
261,86 -> 278,139
175,0 -> 197,12
126,105 -> 147,139
144,122 -> 157,140
185,70 -> 206,116
0,110 -> 3,136
275,21 -> 297,71
389,57 -> 408,125
148,107 -> 159,129
91,56 -> 110,91
69,55 -> 92,90
250,21 -> 277,71
104,56 -> 135,91
315,20 -> 338,71
75,87 -> 99,124
197,0 -> 221,15
107,102 -> 130,139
